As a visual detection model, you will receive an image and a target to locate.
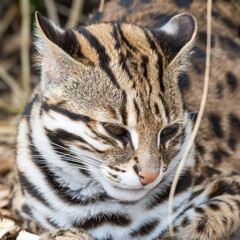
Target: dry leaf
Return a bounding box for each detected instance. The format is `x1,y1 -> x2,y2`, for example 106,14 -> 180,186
0,199 -> 8,208
0,218 -> 15,238
17,230 -> 40,240
0,208 -> 13,217
0,185 -> 10,198
56,237 -> 79,240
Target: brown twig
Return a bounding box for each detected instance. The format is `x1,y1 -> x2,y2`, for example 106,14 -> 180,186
44,0 -> 60,25
99,0 -> 105,12
20,0 -> 31,98
168,0 -> 212,236
0,66 -> 25,100
0,99 -> 23,113
0,3 -> 18,39
56,3 -> 70,17
65,0 -> 85,28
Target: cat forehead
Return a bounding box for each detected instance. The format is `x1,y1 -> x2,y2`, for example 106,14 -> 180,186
70,22 -> 160,65
76,22 -> 153,47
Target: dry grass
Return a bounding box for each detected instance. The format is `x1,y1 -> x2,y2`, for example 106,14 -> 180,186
168,0 -> 212,236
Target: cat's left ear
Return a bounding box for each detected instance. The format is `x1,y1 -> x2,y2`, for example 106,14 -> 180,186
154,13 -> 197,66
35,11 -> 80,61
34,12 -> 86,92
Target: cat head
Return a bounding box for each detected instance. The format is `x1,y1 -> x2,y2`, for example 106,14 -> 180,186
35,12 -> 197,201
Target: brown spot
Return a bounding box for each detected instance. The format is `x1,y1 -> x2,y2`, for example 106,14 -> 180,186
109,173 -> 118,179
226,72 -> 238,92
107,105 -> 118,119
196,218 -> 206,232
195,207 -> 205,214
208,203 -> 220,211
154,103 -> 160,115
181,217 -> 191,227
194,176 -> 205,186
209,114 -> 224,138
133,165 -> 139,174
222,217 -> 228,225
109,165 -> 126,172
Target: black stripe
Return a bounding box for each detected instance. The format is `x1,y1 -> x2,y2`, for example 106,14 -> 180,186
157,54 -> 164,91
117,23 -> 136,52
175,170 -> 192,194
235,200 -> 240,218
42,101 -> 90,122
112,25 -> 133,79
175,204 -> 194,220
46,217 -> 59,228
29,132 -> 111,205
45,128 -> 90,176
61,29 -> 86,60
22,204 -> 32,217
141,55 -> 152,94
46,128 -> 87,144
146,170 -> 192,209
226,72 -> 238,92
154,103 -> 160,115
22,94 -> 39,120
189,189 -> 204,201
77,27 -> 120,89
209,114 -> 224,138
193,175 -> 205,186
121,90 -> 128,125
46,128 -> 104,154
130,219 -> 159,237
18,172 -> 51,208
208,180 -> 240,198
75,212 -> 131,230
229,113 -> 240,129
144,30 -> 164,92
158,93 -> 169,119
87,123 -> 118,147
112,24 -> 121,49
141,55 -> 149,80
134,100 -> 140,121
120,52 -> 132,79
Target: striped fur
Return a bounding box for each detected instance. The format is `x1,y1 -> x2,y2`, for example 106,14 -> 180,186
12,1 -> 240,239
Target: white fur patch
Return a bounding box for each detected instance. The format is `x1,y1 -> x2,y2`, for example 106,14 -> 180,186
126,127 -> 138,149
160,22 -> 178,35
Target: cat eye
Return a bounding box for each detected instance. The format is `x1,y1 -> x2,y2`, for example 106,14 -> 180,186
102,123 -> 127,138
160,125 -> 179,144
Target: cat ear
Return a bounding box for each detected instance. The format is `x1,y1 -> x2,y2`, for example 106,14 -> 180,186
35,11 -> 82,60
154,13 -> 197,66
34,12 -> 84,92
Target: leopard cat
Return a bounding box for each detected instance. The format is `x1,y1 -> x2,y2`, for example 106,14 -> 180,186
11,0 -> 240,239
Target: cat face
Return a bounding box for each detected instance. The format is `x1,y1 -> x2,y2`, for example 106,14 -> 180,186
36,12 -> 196,201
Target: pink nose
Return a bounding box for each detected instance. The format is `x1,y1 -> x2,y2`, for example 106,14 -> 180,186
138,170 -> 160,185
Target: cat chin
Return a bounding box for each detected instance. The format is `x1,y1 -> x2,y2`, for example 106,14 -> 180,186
103,183 -> 149,201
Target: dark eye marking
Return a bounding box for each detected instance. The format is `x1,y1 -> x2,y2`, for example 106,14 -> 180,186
108,172 -> 118,179
160,125 -> 179,145
103,123 -> 125,136
108,165 -> 126,173
102,122 -> 130,144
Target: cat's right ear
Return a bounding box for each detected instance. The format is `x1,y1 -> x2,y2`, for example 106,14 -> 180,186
35,11 -> 82,60
35,12 -> 63,55
35,12 -> 83,92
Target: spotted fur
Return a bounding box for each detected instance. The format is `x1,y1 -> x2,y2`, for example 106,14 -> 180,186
12,0 -> 240,239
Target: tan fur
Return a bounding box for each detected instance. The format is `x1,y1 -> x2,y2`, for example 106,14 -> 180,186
12,1 -> 240,239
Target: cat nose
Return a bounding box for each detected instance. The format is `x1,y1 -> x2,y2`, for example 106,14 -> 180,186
138,170 -> 160,185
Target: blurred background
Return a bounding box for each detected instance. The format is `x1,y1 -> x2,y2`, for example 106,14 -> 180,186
0,0 -> 103,177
